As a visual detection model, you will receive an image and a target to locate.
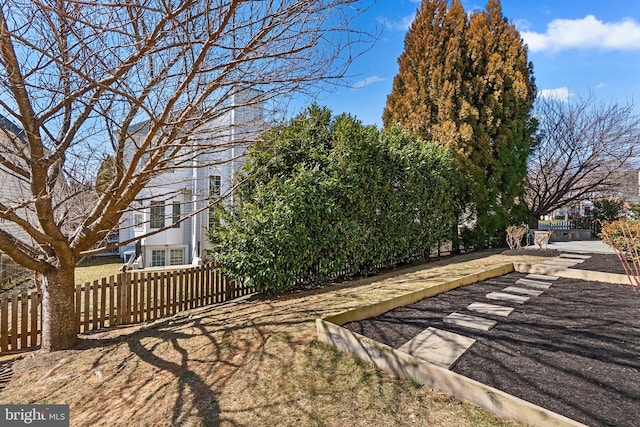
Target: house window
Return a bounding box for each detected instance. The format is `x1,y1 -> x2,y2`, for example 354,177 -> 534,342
151,249 -> 165,267
150,201 -> 164,229
169,248 -> 184,266
172,202 -> 180,228
133,201 -> 144,228
209,175 -> 222,228
134,213 -> 144,228
209,175 -> 221,198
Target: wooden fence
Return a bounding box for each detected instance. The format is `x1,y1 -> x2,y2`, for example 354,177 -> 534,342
539,218 -> 599,235
0,263 -> 251,354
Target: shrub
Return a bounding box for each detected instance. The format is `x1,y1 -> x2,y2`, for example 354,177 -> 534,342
600,219 -> 640,291
208,105 -> 459,293
505,225 -> 528,250
591,199 -> 624,223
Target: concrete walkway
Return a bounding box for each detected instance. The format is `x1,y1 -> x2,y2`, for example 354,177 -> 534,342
524,240 -> 615,254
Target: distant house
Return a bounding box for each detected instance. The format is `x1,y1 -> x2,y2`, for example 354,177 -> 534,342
546,168 -> 640,219
118,88 -> 266,268
607,168 -> 640,204
0,115 -> 39,285
0,114 -> 38,250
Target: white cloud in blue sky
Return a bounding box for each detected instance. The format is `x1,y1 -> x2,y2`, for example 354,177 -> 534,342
522,15 -> 640,52
538,87 -> 571,102
351,76 -> 385,90
377,15 -> 414,32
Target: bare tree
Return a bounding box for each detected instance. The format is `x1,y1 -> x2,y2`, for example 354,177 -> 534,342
525,96 -> 640,226
0,0 -> 374,351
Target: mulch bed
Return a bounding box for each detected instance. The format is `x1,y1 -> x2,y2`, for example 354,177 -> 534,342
501,248 -> 628,275
500,248 -> 561,257
572,253 -> 628,275
343,255 -> 640,427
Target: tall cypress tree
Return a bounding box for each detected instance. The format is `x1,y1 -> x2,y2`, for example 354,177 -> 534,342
383,0 -> 536,247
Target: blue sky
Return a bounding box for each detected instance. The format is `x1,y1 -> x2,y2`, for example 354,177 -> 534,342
317,0 -> 640,127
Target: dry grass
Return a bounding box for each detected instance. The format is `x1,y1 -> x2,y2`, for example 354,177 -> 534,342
75,256 -> 123,286
0,250 -> 548,427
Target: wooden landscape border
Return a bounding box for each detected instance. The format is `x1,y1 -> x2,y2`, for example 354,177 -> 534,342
316,263 -> 588,427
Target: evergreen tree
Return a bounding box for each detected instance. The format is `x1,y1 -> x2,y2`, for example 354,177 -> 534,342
383,0 -> 536,247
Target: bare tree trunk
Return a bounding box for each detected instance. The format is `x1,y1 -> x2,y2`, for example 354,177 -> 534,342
41,268 -> 77,351
451,215 -> 460,255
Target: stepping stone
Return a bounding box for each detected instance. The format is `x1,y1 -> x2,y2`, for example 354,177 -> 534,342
444,312 -> 497,331
398,327 -> 475,369
486,292 -> 529,304
525,274 -> 559,281
503,286 -> 544,296
467,302 -> 514,317
541,260 -> 577,267
555,257 -> 585,263
516,278 -> 552,289
560,253 -> 591,260
547,258 -> 580,264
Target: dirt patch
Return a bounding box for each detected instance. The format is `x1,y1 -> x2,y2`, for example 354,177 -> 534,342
343,271 -> 640,427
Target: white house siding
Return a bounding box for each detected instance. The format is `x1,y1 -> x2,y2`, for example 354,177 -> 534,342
119,88 -> 265,268
0,121 -> 39,253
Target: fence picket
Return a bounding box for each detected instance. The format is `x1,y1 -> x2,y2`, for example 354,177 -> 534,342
190,268 -> 196,308
171,271 -> 177,315
199,267 -> 205,306
159,272 -> 165,319
145,272 -> 151,322
10,291 -> 18,350
1,295 -> 8,352
30,292 -> 39,348
108,275 -> 115,327
83,282 -> 90,332
130,273 -> 137,323
75,284 -> 81,333
92,280 -> 99,331
152,272 -> 158,320
100,277 -> 106,329
124,272 -> 131,324
20,291 -> 28,349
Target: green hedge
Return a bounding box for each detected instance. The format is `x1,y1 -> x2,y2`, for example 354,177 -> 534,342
208,105 -> 459,293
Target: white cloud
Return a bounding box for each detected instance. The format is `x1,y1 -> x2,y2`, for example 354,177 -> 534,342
351,76 -> 384,90
513,19 -> 531,32
377,15 -> 414,32
522,15 -> 640,52
596,82 -> 608,89
539,87 -> 571,102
